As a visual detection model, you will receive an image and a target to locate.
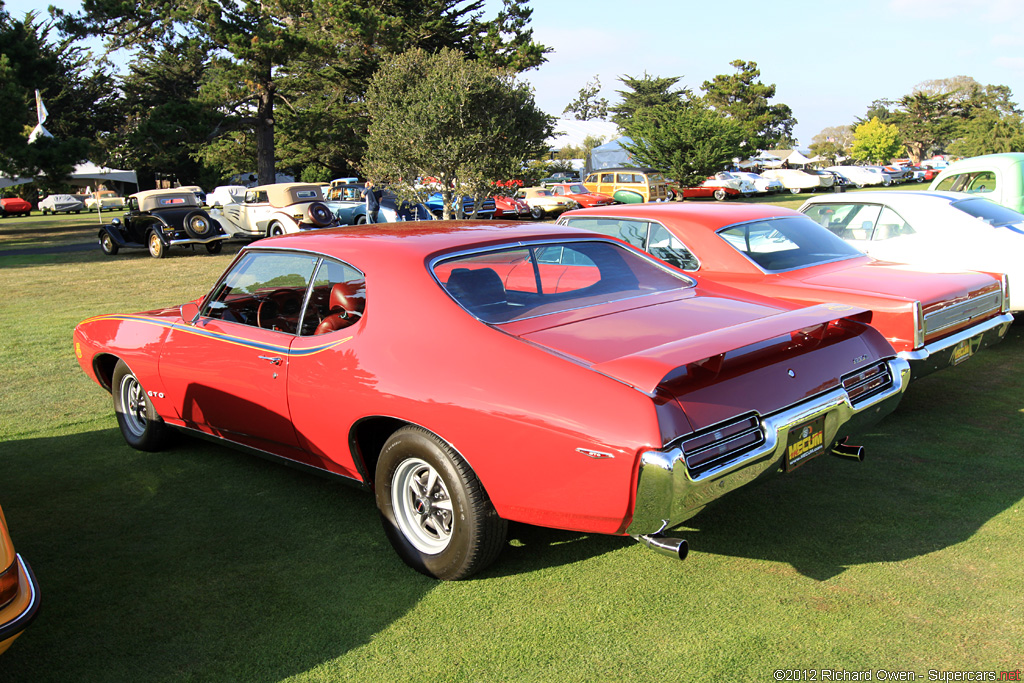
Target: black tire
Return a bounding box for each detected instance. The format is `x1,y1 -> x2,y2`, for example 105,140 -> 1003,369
307,201 -> 333,227
355,214 -> 368,225
530,206 -> 544,220
112,360 -> 170,452
99,232 -> 119,255
789,187 -> 802,195
713,189 -> 727,201
148,231 -> 167,258
375,426 -> 507,580
268,221 -> 285,237
183,211 -> 214,239
205,241 -> 223,254
666,189 -> 676,202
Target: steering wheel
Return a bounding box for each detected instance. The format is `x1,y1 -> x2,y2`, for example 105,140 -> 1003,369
257,289 -> 304,331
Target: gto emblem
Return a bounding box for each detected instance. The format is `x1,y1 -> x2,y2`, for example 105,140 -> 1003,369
852,354 -> 868,365
146,391 -> 165,399
576,448 -> 614,459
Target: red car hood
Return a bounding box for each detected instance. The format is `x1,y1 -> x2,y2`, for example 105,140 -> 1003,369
798,260 -> 999,308
507,294 -> 884,429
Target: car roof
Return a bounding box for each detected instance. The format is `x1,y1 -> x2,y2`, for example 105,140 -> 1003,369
801,190 -> 967,205
130,188 -> 200,204
562,201 -> 798,231
588,167 -> 660,174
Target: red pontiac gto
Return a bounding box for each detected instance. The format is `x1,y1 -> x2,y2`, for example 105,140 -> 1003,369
74,223 -> 910,579
559,203 -> 1013,380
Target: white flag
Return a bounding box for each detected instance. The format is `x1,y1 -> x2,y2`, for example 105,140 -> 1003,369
35,89 -> 48,125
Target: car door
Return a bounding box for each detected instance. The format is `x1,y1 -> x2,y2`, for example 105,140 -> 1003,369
159,250 -> 320,461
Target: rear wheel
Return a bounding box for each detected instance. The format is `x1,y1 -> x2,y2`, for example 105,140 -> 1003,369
789,187 -> 802,194
112,360 -> 170,452
268,221 -> 285,236
376,426 -> 507,580
530,206 -> 544,220
205,241 -> 223,254
148,232 -> 167,258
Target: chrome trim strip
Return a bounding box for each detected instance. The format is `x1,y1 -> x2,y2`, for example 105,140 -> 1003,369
168,235 -> 230,246
924,291 -> 1004,335
0,555 -> 40,643
626,356 -> 911,536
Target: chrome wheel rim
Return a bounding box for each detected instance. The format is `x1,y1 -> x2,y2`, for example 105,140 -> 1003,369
392,457 -> 454,554
148,233 -> 161,256
118,374 -> 147,438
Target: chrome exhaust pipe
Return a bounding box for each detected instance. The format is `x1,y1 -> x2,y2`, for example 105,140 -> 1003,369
634,534 -> 689,560
831,438 -> 865,462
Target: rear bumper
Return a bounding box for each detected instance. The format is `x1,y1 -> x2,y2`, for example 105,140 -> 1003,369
0,555 -> 40,653
626,357 -> 911,536
900,313 -> 1014,381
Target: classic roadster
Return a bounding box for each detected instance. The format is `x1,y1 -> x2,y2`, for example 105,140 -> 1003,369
210,182 -> 338,238
74,222 -> 910,579
98,188 -> 230,258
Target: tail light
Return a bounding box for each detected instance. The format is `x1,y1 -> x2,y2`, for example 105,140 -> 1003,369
681,414 -> 764,470
912,300 -> 924,348
0,560 -> 19,609
1001,274 -> 1010,313
842,361 -> 894,404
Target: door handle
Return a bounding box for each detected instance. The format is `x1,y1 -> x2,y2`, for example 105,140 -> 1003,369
258,356 -> 282,365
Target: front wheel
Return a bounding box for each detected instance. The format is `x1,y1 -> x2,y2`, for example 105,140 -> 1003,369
713,189 -> 727,201
148,232 -> 167,258
100,232 -> 119,255
530,206 -> 543,220
112,360 -> 170,451
789,187 -> 802,195
376,426 -> 507,580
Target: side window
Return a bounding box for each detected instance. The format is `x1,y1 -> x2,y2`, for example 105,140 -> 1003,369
303,258 -> 366,336
128,197 -> 140,212
934,174 -> 961,192
617,173 -> 636,184
202,251 -> 319,333
648,223 -> 699,271
834,204 -> 881,240
551,186 -> 564,196
872,207 -> 915,240
600,173 -> 613,183
966,171 -> 997,193
561,217 -> 649,249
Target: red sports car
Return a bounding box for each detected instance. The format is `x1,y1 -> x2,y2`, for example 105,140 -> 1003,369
0,197 -> 32,217
490,194 -> 531,219
74,222 -> 909,579
549,182 -> 616,208
559,203 -> 1013,380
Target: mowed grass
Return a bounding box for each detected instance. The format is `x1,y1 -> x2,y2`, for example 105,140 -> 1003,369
1,204 -> 1022,682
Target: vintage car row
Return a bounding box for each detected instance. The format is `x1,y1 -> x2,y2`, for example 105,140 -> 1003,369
681,172 -> 759,201
800,191 -> 1024,313
558,202 -> 1013,380
210,182 -> 339,237
0,503 -> 39,656
74,222 -> 910,580
99,189 -> 231,258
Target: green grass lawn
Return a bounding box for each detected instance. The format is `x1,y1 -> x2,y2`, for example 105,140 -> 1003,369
1,200 -> 1022,682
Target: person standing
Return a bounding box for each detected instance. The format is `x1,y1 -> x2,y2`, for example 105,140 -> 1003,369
362,180 -> 383,223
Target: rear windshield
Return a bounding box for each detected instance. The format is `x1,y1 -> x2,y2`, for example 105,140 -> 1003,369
433,239 -> 694,323
951,197 -> 1024,227
718,215 -> 863,272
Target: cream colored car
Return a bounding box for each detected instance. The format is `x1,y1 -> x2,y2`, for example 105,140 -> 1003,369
514,187 -> 578,219
84,190 -> 126,210
210,182 -> 338,237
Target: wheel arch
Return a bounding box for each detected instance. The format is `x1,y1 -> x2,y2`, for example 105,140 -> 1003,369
348,416 -> 474,491
91,353 -> 124,393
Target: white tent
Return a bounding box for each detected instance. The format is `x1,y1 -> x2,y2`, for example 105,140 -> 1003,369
0,176 -> 33,189
68,162 -> 138,188
547,119 -> 620,152
588,136 -> 635,172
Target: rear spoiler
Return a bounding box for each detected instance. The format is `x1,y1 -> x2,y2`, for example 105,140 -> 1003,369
591,303 -> 872,395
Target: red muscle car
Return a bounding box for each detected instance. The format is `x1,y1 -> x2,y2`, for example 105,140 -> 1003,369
491,194 -> 531,219
559,203 -> 1013,380
74,222 -> 910,579
549,182 -> 616,208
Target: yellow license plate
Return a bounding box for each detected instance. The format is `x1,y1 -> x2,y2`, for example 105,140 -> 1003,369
786,415 -> 826,471
950,339 -> 974,366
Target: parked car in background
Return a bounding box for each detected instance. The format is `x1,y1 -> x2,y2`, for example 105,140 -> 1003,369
548,182 -> 616,208
491,194 -> 532,219
424,193 -> 496,219
882,165 -> 912,183
325,183 -> 434,224
827,166 -> 889,188
84,190 -> 125,210
177,185 -> 206,205
682,172 -> 757,201
865,166 -> 902,185
206,185 -> 248,208
0,503 -> 39,656
761,168 -> 827,194
38,193 -> 84,214
582,167 -> 671,203
800,191 -> 1024,312
73,222 -> 910,580
514,187 -> 578,219
0,197 -> 32,217
98,188 -> 231,258
560,203 -> 1012,380
733,171 -> 784,194
210,182 -> 338,237
928,153 -> 1024,213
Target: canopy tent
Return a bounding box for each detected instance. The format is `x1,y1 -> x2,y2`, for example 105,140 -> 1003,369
67,162 -> 138,193
0,176 -> 33,189
547,119 -> 620,153
587,136 -> 635,173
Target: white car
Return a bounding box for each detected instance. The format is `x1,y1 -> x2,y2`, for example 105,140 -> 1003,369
799,191 -> 1024,311
206,185 -> 248,208
39,193 -> 85,214
732,171 -> 783,194
209,182 -> 338,238
84,190 -> 126,210
761,168 -> 828,194
826,166 -> 889,188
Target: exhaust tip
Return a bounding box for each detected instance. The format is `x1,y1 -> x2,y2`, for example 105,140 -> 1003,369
831,438 -> 865,462
635,534 -> 689,561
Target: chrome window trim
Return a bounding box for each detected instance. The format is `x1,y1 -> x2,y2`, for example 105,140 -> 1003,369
558,215 -> 704,273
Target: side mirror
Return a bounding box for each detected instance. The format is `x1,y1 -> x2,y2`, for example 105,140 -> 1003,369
180,302 -> 200,325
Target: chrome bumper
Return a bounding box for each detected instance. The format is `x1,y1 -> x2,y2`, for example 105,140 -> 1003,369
899,313 -> 1014,381
168,235 -> 230,246
626,357 -> 911,536
0,555 -> 40,644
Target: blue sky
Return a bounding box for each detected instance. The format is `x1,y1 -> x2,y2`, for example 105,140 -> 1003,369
8,0 -> 1024,148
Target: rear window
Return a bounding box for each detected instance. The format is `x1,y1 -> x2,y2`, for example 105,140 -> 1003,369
433,239 -> 693,323
951,197 -> 1024,226
718,215 -> 863,272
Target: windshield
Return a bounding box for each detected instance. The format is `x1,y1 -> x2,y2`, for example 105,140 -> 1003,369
951,197 -> 1024,227
434,239 -> 694,323
566,184 -> 588,194
718,215 -> 864,272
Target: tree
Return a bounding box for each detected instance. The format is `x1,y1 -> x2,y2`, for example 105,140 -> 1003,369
609,73 -> 688,127
947,110 -> 1024,157
563,75 -> 608,121
809,125 -> 854,166
850,117 -> 903,165
360,47 -> 552,220
700,60 -> 796,151
620,101 -> 745,187
886,92 -> 957,164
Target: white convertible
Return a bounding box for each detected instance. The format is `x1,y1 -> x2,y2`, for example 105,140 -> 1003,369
827,166 -> 889,188
800,190 -> 1024,312
210,182 -> 338,238
761,168 -> 829,194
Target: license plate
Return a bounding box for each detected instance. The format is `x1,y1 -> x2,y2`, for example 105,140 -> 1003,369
950,339 -> 974,366
786,415 -> 827,471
